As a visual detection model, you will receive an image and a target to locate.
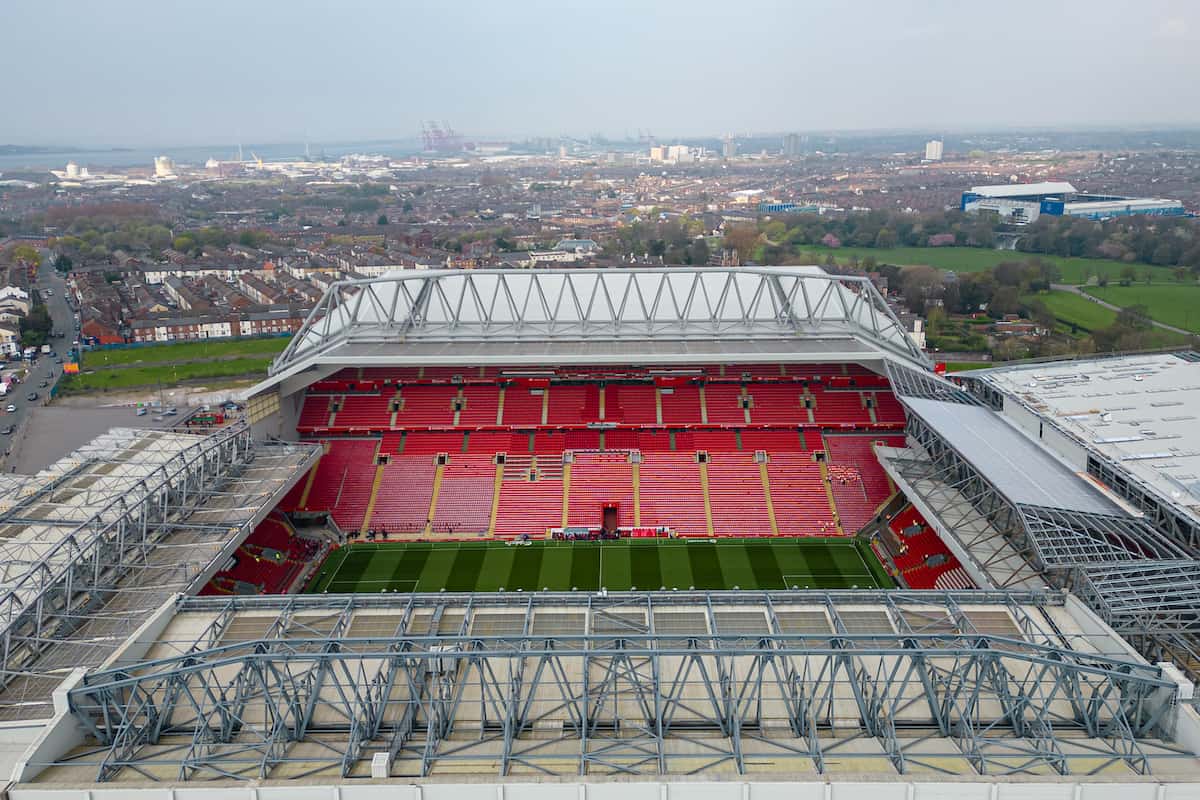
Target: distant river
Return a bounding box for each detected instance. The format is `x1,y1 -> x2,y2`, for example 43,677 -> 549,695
0,140 -> 423,172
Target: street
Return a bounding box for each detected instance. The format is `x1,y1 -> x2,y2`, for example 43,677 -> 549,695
0,259 -> 77,469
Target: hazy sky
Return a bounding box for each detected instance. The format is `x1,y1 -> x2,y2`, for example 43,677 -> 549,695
2,0 -> 1199,147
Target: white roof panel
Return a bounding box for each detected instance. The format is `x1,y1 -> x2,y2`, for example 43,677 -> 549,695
969,182 -> 1077,198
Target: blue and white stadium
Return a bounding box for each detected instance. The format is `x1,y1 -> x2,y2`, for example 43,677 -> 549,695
961,181 -> 1186,223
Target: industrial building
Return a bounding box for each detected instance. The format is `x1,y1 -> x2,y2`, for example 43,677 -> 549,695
3,268 -> 1200,799
961,181 -> 1185,223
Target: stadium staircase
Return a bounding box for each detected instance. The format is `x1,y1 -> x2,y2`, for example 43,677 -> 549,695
818,461 -> 844,535
359,464 -> 387,534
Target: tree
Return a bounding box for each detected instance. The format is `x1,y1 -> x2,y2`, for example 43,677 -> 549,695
722,225 -> 760,263
925,306 -> 947,337
377,214 -> 389,226
1116,304 -> 1152,331
402,200 -> 414,213
874,228 -> 897,249
9,244 -> 40,267
898,265 -> 942,314
1024,299 -> 1056,331
990,286 -> 1021,317
1174,266 -> 1191,283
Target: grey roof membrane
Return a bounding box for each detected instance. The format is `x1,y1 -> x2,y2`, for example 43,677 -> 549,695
903,397 -> 1119,515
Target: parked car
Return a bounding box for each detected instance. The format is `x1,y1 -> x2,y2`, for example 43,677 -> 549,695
5,405 -> 15,413
0,425 -> 13,435
26,392 -> 37,401
38,380 -> 48,388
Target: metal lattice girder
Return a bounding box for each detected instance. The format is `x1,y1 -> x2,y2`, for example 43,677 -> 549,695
1017,505 -> 1192,567
269,267 -> 931,375
889,397 -> 1200,684
54,591 -> 1188,782
1078,561 -> 1200,630
886,361 -> 985,405
879,442 -> 1042,590
0,427 -> 321,721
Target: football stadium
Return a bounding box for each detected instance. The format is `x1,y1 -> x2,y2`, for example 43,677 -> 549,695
4,267 -> 1200,800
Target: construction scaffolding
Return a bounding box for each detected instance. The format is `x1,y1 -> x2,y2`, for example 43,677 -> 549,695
0,423 -> 321,721
35,591 -> 1197,785
883,372 -> 1200,682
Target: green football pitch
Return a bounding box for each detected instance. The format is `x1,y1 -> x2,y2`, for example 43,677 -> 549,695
306,537 -> 893,594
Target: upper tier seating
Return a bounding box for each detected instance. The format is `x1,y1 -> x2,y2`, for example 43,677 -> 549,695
459,386 -> 501,426
396,386 -> 456,426
336,394 -> 391,428
703,384 -> 746,424
502,387 -> 544,426
660,385 -> 703,424
609,384 -> 658,424
812,390 -> 871,425
298,395 -> 333,428
745,385 -> 805,425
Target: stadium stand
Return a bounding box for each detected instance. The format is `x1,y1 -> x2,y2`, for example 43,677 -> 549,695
883,504 -> 975,590
288,365 -> 909,542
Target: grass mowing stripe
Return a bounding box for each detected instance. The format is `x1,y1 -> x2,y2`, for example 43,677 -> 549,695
389,547 -> 432,589
714,542 -> 758,590
570,545 -> 601,591
303,537 -> 892,593
538,546 -> 575,591
445,546 -> 488,592
687,543 -> 723,590
604,545 -> 633,591
476,547 -> 516,592
416,547 -> 458,592
746,544 -> 786,589
659,542 -> 694,589
510,545 -> 545,591
631,542 -> 663,590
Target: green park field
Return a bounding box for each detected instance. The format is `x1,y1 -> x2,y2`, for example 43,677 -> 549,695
79,336 -> 289,368
307,537 -> 893,594
61,337 -> 290,393
795,245 -> 1173,285
1083,284 -> 1200,334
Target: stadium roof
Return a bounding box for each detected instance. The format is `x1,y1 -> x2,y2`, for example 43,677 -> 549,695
15,590 -> 1200,796
253,267 -> 929,396
0,425 -> 319,722
884,363 -> 1200,681
900,397 -> 1117,514
972,353 -> 1200,536
969,181 -> 1077,198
